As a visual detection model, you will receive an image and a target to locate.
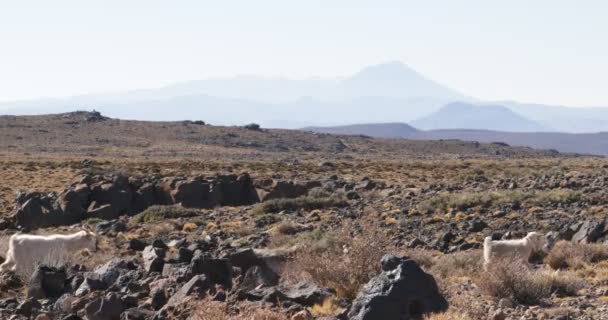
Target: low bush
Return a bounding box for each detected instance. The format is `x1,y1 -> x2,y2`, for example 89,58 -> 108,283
476,258 -> 584,305
285,228 -> 390,300
431,251 -> 482,279
251,195 -> 348,215
131,205 -> 201,224
545,241 -> 608,270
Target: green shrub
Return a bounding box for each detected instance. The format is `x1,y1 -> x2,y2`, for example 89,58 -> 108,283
251,195 -> 348,215
131,205 -> 201,223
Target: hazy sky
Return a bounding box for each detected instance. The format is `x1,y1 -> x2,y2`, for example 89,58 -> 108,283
1,0 -> 607,106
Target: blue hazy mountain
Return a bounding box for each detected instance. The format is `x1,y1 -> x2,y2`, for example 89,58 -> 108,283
1,61 -> 608,132
0,62 -> 469,128
411,102 -> 548,132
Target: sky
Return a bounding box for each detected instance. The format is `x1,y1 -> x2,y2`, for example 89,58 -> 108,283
1,0 -> 607,107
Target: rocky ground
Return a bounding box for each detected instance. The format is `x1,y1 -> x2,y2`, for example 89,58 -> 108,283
0,112 -> 607,319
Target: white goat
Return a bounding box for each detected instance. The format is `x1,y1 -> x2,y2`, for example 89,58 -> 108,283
483,231 -> 546,269
0,230 -> 97,272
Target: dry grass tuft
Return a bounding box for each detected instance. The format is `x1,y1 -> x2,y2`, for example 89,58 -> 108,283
272,221 -> 302,235
308,297 -> 345,317
251,195 -> 348,215
131,205 -> 201,224
476,258 -> 584,305
545,241 -> 608,270
285,228 -> 390,300
194,299 -> 288,320
431,251 -> 482,280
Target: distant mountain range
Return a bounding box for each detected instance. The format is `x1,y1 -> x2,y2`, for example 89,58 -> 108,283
305,122 -> 608,156
1,61 -> 607,134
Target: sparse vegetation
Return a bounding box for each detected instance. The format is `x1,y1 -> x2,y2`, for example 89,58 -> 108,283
131,205 -> 202,223
4,113 -> 608,318
417,189 -> 583,213
285,228 -> 390,299
251,194 -> 348,215
545,241 -> 608,270
431,251 -> 482,280
476,258 -> 584,305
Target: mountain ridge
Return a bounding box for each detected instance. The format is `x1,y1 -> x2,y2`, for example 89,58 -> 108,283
1,61 -> 607,132
304,122 -> 608,156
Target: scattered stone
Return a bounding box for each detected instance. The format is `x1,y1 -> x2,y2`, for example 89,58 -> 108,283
27,266 -> 67,299
190,253 -> 232,288
165,275 -> 212,308
142,246 -> 165,273
84,293 -> 126,320
16,298 -> 42,317
178,247 -> 194,263
490,309 -> 507,320
127,239 -> 147,251
572,220 -> 605,244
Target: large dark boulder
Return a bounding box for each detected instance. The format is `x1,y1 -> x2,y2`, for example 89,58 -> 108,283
218,174 -> 259,206
256,180 -> 308,202
89,179 -> 134,218
190,253 -> 232,289
13,192 -> 63,230
12,173 -> 261,230
226,248 -> 262,272
58,186 -> 89,223
156,177 -> 180,205
347,255 -> 448,320
171,179 -> 213,208
132,183 -> 156,213
27,266 -> 67,299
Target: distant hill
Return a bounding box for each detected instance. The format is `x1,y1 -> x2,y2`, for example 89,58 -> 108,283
304,123 -> 418,138
304,122 -> 608,156
499,101 -> 608,133
411,102 -> 547,132
0,111 -> 559,160
408,130 -> 608,156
